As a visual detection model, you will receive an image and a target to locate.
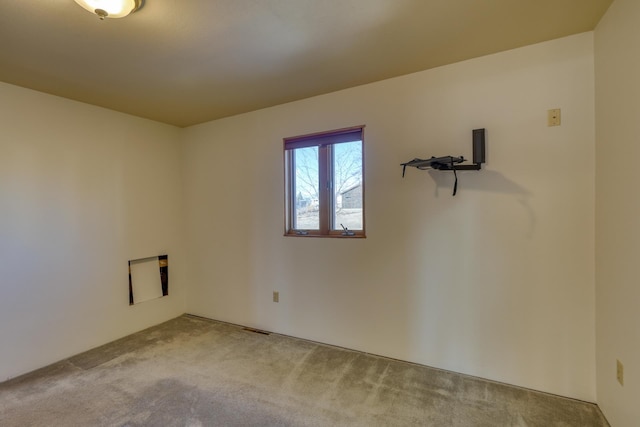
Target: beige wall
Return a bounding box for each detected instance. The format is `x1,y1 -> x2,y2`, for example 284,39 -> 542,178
183,33 -> 596,401
0,82 -> 186,381
595,0 -> 640,425
0,30 -> 602,405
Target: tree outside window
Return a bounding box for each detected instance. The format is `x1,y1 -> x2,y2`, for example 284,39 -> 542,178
284,126 -> 365,237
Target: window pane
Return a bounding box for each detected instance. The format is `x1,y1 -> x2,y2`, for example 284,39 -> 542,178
293,146 -> 319,230
333,141 -> 363,231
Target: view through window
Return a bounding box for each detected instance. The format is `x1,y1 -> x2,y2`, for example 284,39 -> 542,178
284,126 -> 365,237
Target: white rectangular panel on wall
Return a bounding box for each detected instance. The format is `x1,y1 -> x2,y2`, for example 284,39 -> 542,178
129,258 -> 163,304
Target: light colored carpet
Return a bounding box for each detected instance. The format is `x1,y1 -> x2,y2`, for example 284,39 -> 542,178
0,315 -> 609,426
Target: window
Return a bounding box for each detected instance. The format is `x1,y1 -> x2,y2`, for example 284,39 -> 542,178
284,126 -> 365,237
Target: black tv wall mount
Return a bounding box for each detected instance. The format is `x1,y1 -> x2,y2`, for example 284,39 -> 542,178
401,128 -> 486,196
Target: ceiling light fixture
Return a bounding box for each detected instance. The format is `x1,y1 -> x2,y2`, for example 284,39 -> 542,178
74,0 -> 144,20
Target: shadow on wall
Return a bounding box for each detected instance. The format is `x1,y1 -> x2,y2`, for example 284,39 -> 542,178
427,168 -> 536,239
426,168 -> 529,196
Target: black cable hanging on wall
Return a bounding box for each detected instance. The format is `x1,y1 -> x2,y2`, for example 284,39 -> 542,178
400,128 -> 486,196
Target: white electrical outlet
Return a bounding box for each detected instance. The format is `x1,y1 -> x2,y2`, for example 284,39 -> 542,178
273,291 -> 279,303
548,108 -> 561,126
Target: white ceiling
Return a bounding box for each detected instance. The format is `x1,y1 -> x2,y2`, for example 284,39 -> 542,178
0,0 -> 612,127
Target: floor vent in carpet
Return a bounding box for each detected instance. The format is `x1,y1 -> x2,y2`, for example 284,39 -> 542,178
243,327 -> 270,335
